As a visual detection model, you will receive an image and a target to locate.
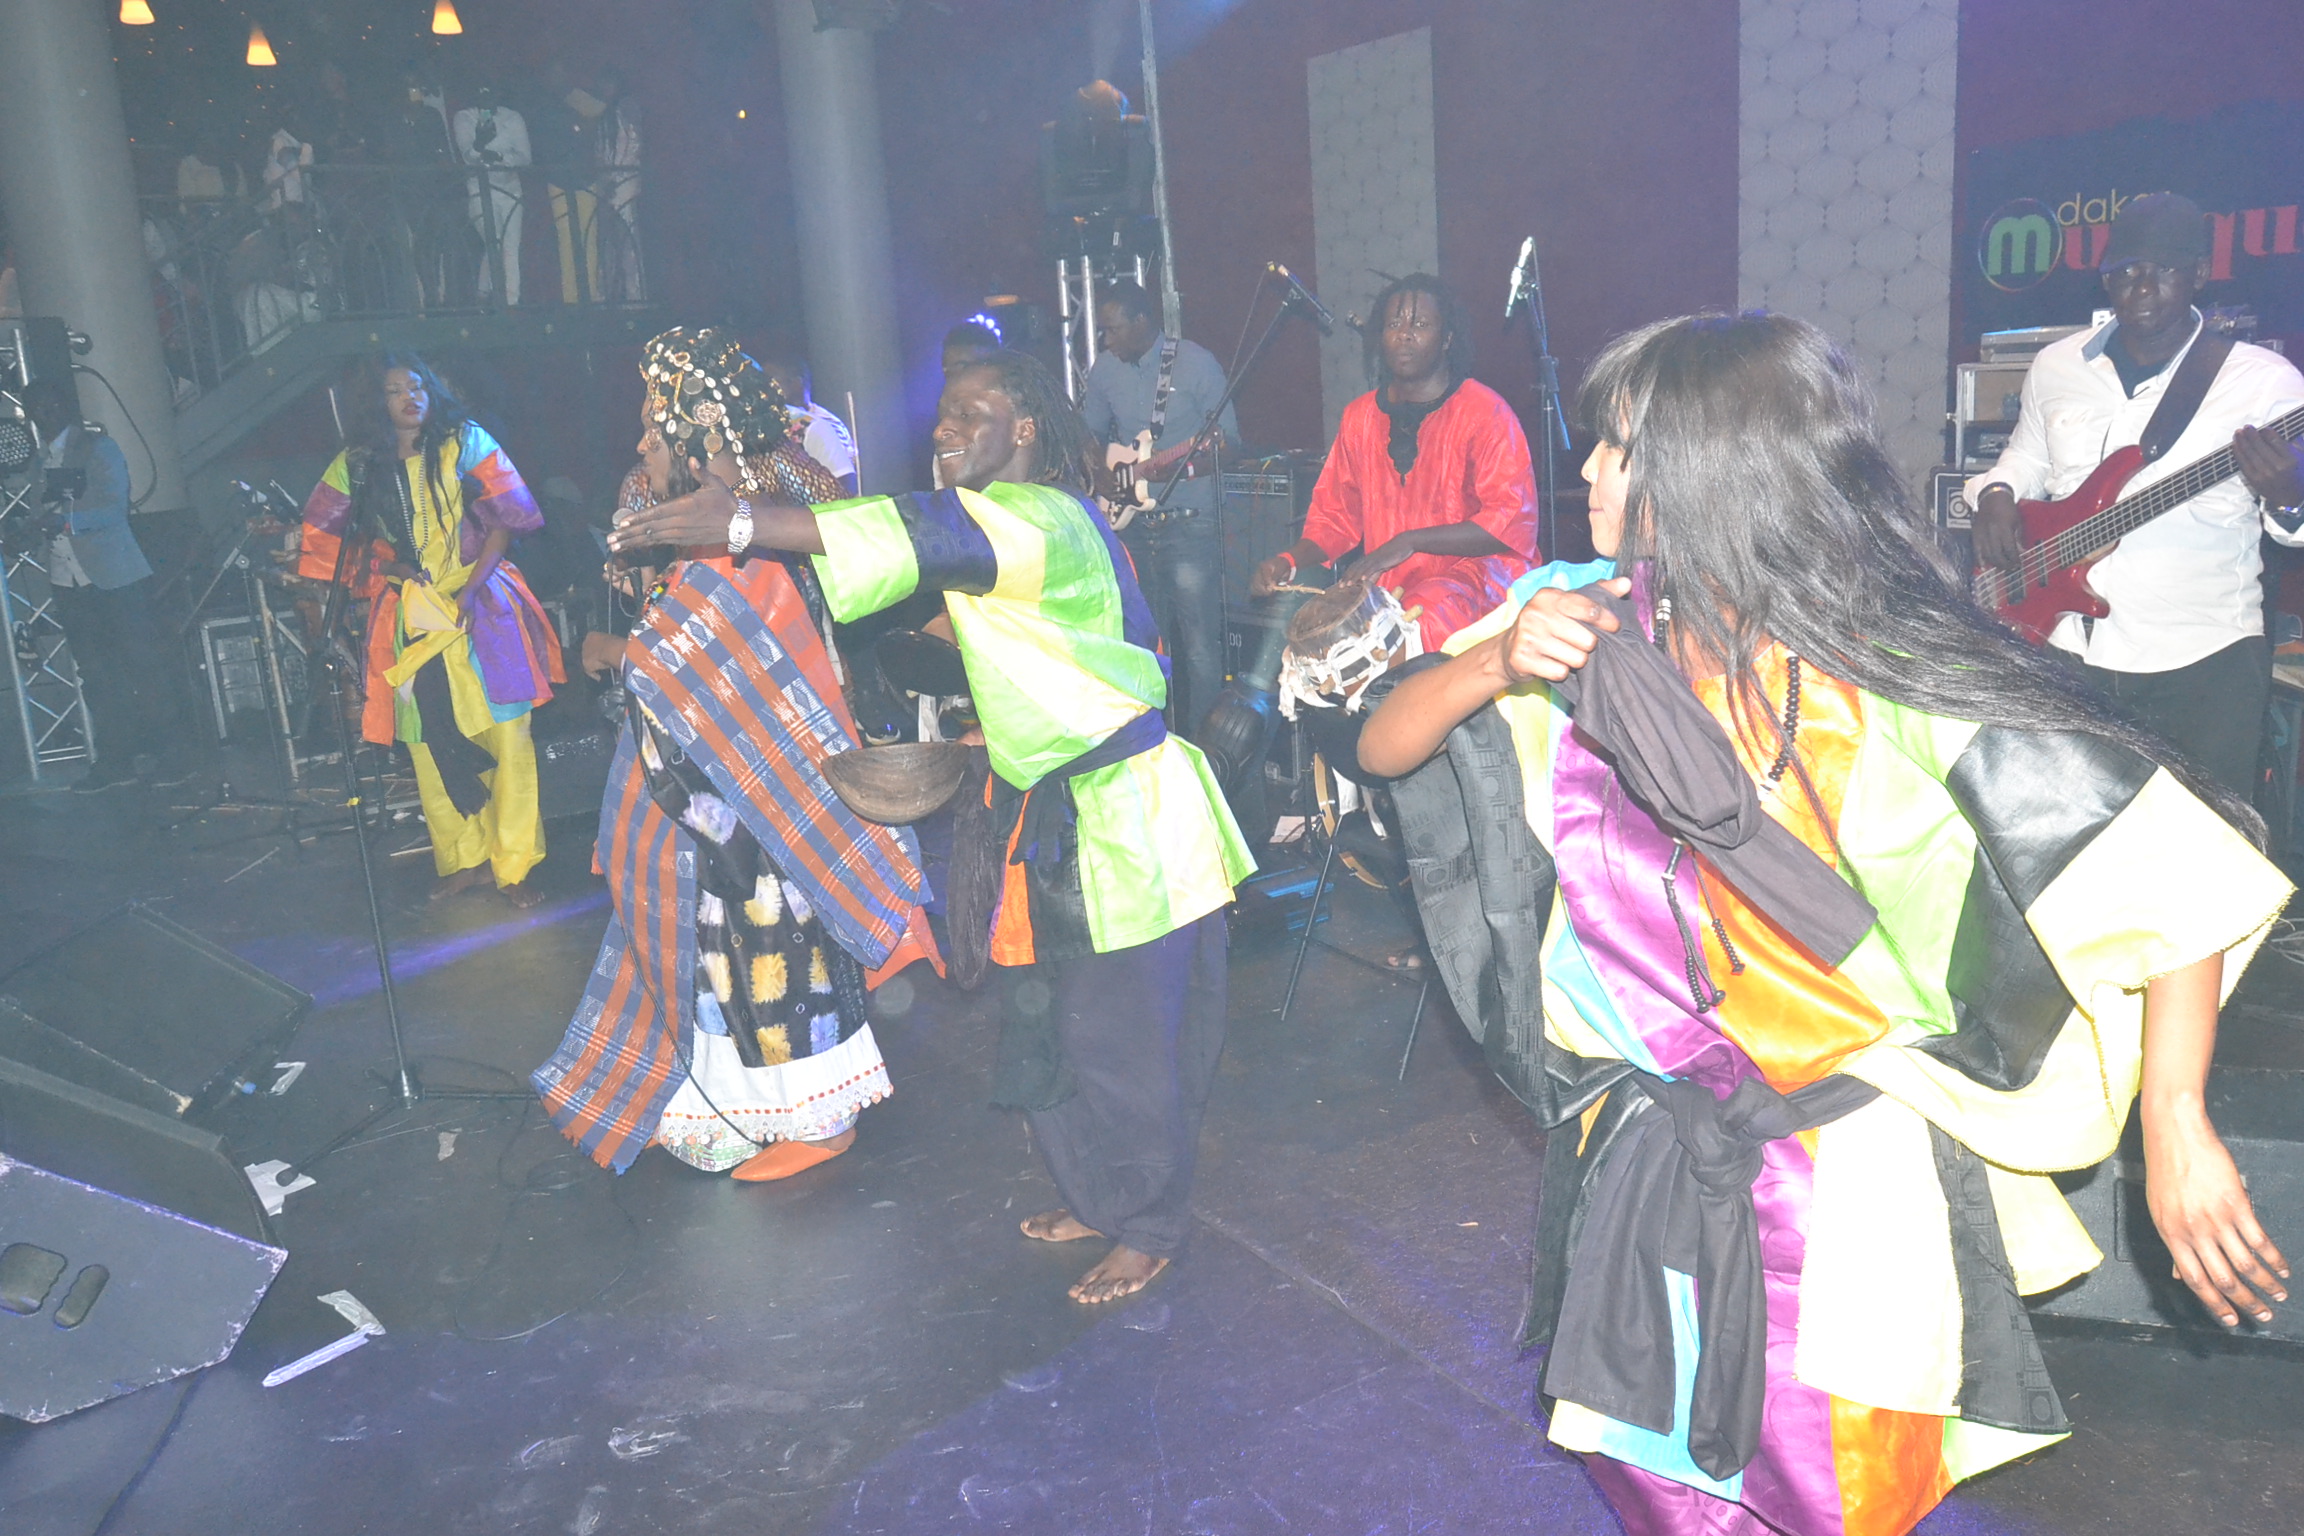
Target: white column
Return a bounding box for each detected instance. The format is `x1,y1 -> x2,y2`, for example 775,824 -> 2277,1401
0,0 -> 187,511
774,0 -> 907,494
1740,0 -> 1960,489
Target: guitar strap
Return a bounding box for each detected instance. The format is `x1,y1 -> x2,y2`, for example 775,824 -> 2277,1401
2136,329 -> 2235,464
1148,335 -> 1178,443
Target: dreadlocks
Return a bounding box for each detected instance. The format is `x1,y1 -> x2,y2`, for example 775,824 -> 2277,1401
1583,309 -> 2262,840
962,349 -> 1101,496
1363,273 -> 1475,386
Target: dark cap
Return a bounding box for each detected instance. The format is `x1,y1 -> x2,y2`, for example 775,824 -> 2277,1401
2100,192 -> 2210,272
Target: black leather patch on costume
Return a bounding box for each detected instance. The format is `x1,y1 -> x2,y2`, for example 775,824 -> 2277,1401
1926,726 -> 2153,1091
894,489 -> 999,595
1944,726 -> 2154,911
1926,849 -> 2077,1090
1931,1124 -> 2069,1435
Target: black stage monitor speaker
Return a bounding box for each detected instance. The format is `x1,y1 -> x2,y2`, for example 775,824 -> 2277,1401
2031,1065 -> 2304,1343
535,718 -> 619,824
0,903 -> 309,1119
0,1055 -> 285,1422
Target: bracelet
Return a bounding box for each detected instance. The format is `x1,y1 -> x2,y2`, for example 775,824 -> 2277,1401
728,497 -> 756,556
1977,481 -> 2015,501
1276,552 -> 1296,578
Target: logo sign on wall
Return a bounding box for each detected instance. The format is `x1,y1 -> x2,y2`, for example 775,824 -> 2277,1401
1964,100 -> 2304,342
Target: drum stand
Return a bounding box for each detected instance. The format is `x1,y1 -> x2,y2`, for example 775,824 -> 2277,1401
1275,777 -> 1433,1080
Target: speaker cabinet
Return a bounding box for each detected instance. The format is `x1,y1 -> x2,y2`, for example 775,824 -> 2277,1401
0,1055 -> 285,1422
2032,1066 -> 2304,1342
0,903 -> 308,1119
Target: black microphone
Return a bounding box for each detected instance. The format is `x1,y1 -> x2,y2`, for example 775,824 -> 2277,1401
1504,236 -> 1535,320
1266,262 -> 1335,336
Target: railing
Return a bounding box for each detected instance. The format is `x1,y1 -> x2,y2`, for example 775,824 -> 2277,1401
143,163 -> 648,406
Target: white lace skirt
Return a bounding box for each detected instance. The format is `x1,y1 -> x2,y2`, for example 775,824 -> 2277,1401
653,1023 -> 893,1173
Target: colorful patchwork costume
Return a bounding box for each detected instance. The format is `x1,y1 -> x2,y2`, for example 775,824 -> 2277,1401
300,423 -> 564,888
1397,561 -> 2291,1536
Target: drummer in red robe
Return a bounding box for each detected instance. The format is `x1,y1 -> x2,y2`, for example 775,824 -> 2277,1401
1251,273 -> 1540,649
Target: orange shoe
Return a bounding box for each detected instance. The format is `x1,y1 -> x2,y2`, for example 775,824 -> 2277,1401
729,1130 -> 854,1182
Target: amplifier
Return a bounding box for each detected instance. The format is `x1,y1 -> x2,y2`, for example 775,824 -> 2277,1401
2032,1064 -> 2304,1343
1219,450 -> 1323,606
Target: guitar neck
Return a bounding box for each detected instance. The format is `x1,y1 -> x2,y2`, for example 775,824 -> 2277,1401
2051,401 -> 2304,563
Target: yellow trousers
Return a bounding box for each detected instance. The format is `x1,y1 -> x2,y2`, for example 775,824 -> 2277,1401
407,713 -> 544,887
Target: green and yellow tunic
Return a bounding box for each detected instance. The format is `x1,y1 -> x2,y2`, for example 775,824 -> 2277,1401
811,482 -> 1253,960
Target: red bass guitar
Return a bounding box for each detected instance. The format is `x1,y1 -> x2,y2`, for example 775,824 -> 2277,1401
1974,402 -> 2304,644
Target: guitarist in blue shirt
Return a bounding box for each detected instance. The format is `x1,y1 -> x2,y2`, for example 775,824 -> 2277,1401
1080,281 -> 1239,735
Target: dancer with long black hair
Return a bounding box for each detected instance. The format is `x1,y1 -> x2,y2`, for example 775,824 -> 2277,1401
299,353 -> 563,905
1361,311 -> 2290,1536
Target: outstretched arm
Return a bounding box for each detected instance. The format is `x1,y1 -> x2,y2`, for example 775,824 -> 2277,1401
606,469 -> 824,556
1357,578 -> 1626,778
2142,951 -> 2289,1327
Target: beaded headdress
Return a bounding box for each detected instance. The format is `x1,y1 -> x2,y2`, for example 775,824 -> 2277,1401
639,326 -> 792,461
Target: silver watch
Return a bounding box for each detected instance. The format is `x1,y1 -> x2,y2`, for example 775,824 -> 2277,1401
728,497 -> 756,556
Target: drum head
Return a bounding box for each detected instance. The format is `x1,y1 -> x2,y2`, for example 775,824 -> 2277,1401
876,629 -> 970,698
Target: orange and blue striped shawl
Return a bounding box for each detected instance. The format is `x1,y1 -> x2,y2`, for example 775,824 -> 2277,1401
532,558 -> 927,1170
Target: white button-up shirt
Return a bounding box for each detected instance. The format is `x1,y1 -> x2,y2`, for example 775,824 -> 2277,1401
1967,312 -> 2304,673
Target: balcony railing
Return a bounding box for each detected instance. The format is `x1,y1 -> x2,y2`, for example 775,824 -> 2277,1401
143,163 -> 648,406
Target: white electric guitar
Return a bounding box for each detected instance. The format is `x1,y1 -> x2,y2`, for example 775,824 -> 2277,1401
1097,431 -> 1160,530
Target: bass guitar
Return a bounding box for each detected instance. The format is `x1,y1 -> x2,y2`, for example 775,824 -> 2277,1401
1976,401 -> 2304,644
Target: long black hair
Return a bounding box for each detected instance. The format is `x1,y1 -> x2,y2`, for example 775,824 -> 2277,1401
1364,273 -> 1474,387
344,351 -> 470,536
962,349 -> 1100,495
1583,310 -> 2260,837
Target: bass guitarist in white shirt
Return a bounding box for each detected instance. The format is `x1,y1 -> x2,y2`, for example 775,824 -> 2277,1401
1971,192 -> 2304,799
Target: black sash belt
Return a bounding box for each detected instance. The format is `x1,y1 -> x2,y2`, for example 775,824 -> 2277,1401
1541,1069 -> 1881,1481
984,708 -> 1168,1112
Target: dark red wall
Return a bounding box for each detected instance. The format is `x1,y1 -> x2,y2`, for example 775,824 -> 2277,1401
873,1 -> 1740,454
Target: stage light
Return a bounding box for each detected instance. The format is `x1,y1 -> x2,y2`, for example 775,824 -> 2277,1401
119,0 -> 155,24
246,23 -> 276,66
431,0 -> 463,35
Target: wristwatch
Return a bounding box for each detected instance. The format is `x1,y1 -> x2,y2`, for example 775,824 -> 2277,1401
728,497 -> 756,556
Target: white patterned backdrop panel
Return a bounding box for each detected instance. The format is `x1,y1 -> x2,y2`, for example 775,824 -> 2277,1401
1308,28 -> 1441,439
1740,0 -> 1959,487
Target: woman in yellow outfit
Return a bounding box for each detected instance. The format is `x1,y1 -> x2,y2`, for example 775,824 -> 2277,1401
299,354 -> 565,905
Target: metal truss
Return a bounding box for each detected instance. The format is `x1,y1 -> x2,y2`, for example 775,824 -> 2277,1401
0,467 -> 92,783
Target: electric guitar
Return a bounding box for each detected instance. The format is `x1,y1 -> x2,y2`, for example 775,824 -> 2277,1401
1975,402 -> 2304,644
1095,433 -> 1202,531
1097,430 -> 1160,530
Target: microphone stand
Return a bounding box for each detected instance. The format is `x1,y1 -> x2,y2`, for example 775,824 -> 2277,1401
1508,238 -> 1572,560
1151,269 -> 1327,629
292,458 -> 533,1175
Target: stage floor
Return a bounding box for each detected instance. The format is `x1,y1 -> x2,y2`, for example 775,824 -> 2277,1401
4,762 -> 2304,1535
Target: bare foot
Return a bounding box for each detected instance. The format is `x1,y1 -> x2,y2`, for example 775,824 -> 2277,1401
1020,1209 -> 1101,1243
1069,1244 -> 1168,1304
503,880 -> 547,909
430,866 -> 489,902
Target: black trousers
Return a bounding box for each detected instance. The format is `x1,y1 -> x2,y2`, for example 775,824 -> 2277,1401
2078,634 -> 2270,803
49,577 -> 191,769
1018,911 -> 1229,1259
1120,513 -> 1224,738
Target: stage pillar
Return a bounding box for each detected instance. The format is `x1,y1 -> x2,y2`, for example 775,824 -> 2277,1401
773,0 -> 906,493
0,0 -> 187,511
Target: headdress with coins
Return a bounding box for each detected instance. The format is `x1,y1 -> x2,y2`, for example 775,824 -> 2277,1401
640,326 -> 793,462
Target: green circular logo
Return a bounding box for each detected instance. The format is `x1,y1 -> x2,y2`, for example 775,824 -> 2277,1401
1979,199 -> 2065,293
